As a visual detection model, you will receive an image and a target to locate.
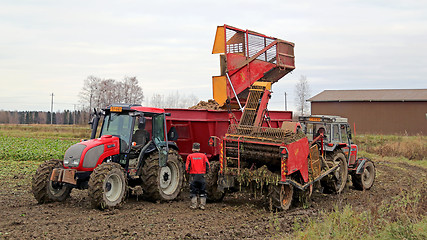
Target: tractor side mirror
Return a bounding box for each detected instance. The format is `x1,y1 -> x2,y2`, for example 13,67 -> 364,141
167,126 -> 178,141
208,136 -> 219,147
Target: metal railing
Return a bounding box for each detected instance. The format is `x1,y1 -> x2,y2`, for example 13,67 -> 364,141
225,26 -> 277,64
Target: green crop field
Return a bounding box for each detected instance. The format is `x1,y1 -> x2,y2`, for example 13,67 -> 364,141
0,124 -> 83,162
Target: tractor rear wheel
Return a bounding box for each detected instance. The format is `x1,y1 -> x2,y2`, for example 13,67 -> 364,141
88,162 -> 127,209
206,161 -> 225,202
352,160 -> 375,190
322,152 -> 348,194
141,149 -> 184,201
267,184 -> 293,211
32,159 -> 72,203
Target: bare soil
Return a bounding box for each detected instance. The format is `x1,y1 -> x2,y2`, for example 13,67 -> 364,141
0,159 -> 426,239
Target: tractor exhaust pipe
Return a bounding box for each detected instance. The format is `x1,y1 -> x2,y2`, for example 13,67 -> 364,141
89,109 -> 100,139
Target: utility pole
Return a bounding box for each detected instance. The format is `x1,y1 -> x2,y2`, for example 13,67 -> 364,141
50,93 -> 54,124
284,92 -> 287,111
73,104 -> 76,125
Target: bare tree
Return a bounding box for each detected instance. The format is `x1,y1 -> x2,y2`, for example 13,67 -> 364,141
79,76 -> 144,111
294,75 -> 311,116
149,93 -> 165,108
122,76 -> 144,104
79,76 -> 101,111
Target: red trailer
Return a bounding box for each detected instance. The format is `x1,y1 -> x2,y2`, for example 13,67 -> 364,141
164,109 -> 292,160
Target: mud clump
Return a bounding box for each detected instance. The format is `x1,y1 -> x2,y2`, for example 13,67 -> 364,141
189,99 -> 220,110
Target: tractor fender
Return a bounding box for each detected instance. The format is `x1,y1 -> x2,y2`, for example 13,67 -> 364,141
141,141 -> 179,156
167,141 -> 179,151
136,141 -> 180,175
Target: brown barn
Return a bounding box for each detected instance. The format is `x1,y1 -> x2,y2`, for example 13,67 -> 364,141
308,89 -> 427,135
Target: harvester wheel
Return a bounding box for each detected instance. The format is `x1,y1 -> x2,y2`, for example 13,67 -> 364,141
293,184 -> 312,208
352,160 -> 375,190
322,152 -> 348,194
206,161 -> 225,202
88,162 -> 127,210
32,159 -> 72,203
268,184 -> 293,211
141,149 -> 184,201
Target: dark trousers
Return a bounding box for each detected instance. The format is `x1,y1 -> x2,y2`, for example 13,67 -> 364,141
190,174 -> 206,198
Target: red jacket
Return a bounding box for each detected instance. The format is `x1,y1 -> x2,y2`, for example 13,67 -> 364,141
186,152 -> 210,174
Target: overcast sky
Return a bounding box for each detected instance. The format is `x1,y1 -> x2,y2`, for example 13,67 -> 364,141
1,0 -> 426,112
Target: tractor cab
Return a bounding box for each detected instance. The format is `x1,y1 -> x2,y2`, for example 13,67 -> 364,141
89,104 -> 174,168
298,115 -> 353,151
298,115 -> 359,167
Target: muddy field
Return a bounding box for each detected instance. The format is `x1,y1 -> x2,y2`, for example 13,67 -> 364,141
0,159 -> 426,239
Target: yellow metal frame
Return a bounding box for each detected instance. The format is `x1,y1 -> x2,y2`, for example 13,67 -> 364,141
212,26 -> 225,54
212,76 -> 227,106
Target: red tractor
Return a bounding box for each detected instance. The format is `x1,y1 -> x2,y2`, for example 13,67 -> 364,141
32,104 -> 184,209
298,115 -> 376,191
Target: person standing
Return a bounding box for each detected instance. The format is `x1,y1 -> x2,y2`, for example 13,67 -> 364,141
186,142 -> 210,210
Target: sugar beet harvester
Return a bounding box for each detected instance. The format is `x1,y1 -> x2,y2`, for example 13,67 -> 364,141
209,25 -> 366,211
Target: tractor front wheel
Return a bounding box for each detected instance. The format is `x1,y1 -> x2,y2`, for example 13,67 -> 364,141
141,149 -> 184,201
88,162 -> 127,209
32,159 -> 72,203
267,184 -> 293,211
352,160 -> 375,190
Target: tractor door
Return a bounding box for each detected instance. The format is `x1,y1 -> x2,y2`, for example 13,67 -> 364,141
152,113 -> 169,167
342,124 -> 357,166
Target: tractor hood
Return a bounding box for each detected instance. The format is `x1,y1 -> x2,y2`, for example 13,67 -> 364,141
64,135 -> 120,171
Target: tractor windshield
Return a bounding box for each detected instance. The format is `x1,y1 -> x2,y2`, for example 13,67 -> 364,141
101,113 -> 134,152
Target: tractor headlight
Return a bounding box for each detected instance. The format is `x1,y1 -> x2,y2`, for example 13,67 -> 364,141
64,157 -> 80,167
70,158 -> 80,167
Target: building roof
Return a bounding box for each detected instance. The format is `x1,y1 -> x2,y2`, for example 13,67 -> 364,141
308,89 -> 427,102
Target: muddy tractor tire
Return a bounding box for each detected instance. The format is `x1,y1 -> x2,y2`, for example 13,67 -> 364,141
267,184 -> 294,211
32,159 -> 72,204
352,160 -> 375,190
206,161 -> 225,202
141,149 -> 184,201
88,162 -> 127,210
322,152 -> 348,194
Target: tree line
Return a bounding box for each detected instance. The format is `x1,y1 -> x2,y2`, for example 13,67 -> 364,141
0,110 -> 88,125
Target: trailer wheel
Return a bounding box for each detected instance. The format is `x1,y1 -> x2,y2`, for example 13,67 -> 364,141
267,184 -> 293,211
352,160 -> 375,190
141,149 -> 184,201
323,152 -> 348,194
88,162 -> 127,209
206,161 -> 225,202
32,159 -> 72,204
